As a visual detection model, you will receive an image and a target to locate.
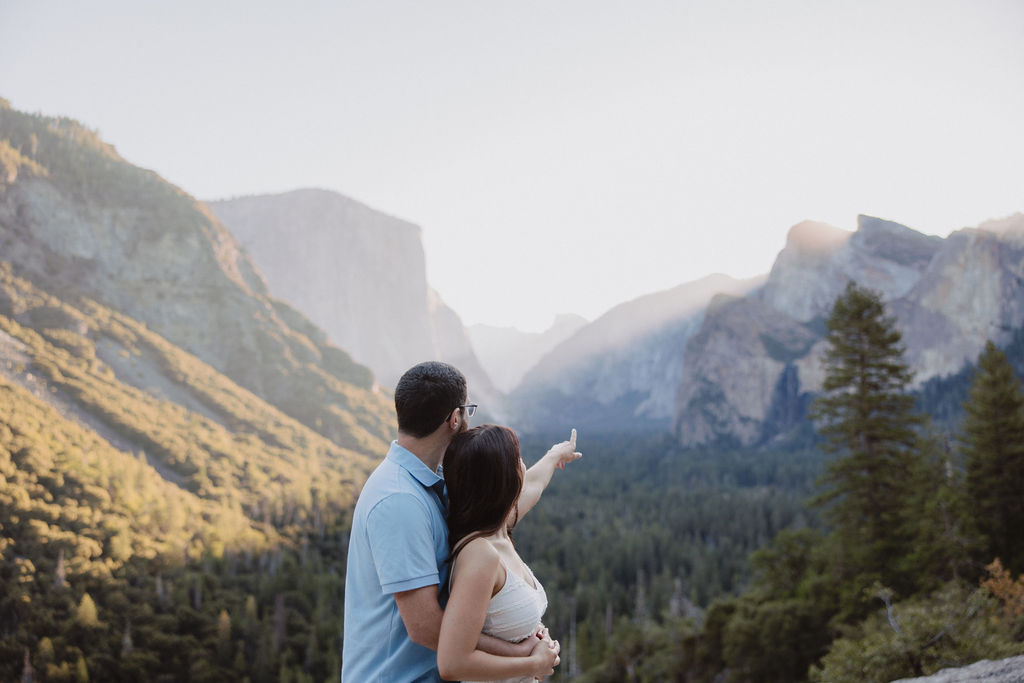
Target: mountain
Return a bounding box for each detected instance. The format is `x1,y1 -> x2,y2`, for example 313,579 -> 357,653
674,213 -> 1024,447
508,273 -> 764,433
0,104 -> 394,451
0,100 -> 392,680
207,190 -> 500,407
467,314 -> 588,393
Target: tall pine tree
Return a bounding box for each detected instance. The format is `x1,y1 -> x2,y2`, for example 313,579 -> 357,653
811,282 -> 921,594
959,341 -> 1024,573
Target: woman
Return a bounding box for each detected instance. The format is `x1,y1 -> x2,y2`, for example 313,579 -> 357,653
437,425 -> 581,683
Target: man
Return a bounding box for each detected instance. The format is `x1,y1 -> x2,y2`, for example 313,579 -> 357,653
342,361 -> 536,682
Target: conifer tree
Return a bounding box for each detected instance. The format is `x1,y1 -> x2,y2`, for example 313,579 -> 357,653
37,638 -> 54,665
76,593 -> 98,628
74,655 -> 88,683
959,341 -> 1024,573
902,432 -> 975,584
811,282 -> 921,592
217,609 -> 232,661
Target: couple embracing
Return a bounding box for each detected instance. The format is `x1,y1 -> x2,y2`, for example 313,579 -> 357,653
343,361 -> 581,682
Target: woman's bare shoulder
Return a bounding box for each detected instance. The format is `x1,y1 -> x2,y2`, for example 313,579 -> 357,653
456,536 -> 500,565
453,537 -> 505,595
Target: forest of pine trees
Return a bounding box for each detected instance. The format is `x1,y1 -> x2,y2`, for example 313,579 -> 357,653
544,283 -> 1024,682
4,280 -> 1024,681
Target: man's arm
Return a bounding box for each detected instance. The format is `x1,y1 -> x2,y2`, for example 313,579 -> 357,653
394,585 -> 537,656
479,632 -> 538,657
394,585 -> 444,650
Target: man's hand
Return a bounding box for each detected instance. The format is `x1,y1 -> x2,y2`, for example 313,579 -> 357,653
506,633 -> 541,658
528,633 -> 561,679
530,625 -> 559,681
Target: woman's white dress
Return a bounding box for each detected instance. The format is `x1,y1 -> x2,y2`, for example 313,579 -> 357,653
463,559 -> 548,683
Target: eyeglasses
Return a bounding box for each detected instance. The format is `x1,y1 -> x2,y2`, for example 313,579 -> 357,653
457,403 -> 478,417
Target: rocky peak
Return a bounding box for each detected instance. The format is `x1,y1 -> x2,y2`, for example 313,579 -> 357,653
675,213 -> 1024,448
853,214 -> 944,269
759,220 -> 850,322
976,212 -> 1024,246
760,216 -> 942,323
784,219 -> 851,255
208,189 -> 498,400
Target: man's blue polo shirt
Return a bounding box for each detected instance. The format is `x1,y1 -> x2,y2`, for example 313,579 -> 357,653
342,441 -> 449,683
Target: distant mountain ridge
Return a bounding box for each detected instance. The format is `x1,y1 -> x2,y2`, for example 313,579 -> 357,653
507,273 -> 764,433
467,314 -> 588,393
675,213 -> 1024,447
504,213 -> 1024,443
207,189 -> 500,406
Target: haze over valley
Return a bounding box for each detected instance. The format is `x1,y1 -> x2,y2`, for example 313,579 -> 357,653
2,2 -> 1024,677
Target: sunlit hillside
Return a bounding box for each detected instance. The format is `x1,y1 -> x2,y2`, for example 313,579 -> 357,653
3,97 -> 1024,682
0,102 -> 395,681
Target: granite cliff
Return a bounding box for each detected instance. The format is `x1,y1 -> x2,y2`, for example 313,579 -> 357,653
675,213 -> 1024,447
207,190 -> 499,405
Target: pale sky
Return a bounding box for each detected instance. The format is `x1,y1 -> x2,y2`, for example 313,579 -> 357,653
2,1 -> 1022,332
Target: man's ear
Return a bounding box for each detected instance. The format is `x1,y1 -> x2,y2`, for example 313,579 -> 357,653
446,409 -> 460,431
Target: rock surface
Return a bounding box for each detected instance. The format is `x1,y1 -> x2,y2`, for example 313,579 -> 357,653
208,190 -> 499,404
509,273 -> 763,432
758,216 -> 943,323
891,655 -> 1024,682
675,293 -> 818,445
674,213 -> 1024,447
0,103 -> 394,450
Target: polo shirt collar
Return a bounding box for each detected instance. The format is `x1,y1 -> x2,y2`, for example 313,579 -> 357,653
386,441 -> 443,488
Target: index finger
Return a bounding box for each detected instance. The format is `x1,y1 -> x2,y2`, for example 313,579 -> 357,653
569,428 -> 577,451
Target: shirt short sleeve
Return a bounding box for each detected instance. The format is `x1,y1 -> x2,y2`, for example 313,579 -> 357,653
366,492 -> 441,594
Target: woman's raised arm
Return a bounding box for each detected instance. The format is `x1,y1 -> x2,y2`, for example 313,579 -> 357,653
516,429 -> 582,522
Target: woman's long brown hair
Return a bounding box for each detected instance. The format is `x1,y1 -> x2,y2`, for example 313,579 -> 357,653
443,424 -> 523,562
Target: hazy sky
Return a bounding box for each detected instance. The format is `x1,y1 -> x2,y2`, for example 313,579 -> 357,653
2,1 -> 1022,332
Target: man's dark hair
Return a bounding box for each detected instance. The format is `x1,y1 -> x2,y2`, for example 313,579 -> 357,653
395,362 -> 467,438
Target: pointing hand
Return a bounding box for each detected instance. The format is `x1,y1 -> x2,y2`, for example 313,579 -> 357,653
551,428 -> 582,469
